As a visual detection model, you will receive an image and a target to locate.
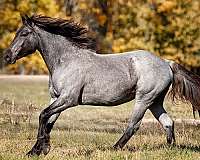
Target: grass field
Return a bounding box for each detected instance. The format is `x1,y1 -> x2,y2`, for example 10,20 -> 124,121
0,76 -> 200,160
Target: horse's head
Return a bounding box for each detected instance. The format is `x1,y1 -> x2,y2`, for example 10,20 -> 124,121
4,14 -> 38,64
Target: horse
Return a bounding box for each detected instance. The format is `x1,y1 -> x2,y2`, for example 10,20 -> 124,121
4,14 -> 200,157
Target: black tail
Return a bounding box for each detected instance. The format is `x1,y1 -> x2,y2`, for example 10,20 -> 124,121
169,62 -> 200,117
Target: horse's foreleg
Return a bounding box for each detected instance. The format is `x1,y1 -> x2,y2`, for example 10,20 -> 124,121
43,112 -> 61,155
26,95 -> 77,156
27,112 -> 61,156
113,101 -> 148,149
40,98 -> 61,154
149,105 -> 175,144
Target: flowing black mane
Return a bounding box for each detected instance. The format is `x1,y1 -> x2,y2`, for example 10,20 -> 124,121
30,15 -> 96,50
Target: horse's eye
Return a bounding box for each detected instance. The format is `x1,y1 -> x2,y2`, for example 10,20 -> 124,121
20,31 -> 29,36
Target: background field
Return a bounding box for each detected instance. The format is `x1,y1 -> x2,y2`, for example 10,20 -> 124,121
1,0 -> 200,75
0,76 -> 200,160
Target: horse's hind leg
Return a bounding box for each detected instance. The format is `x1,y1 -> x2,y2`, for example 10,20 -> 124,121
113,101 -> 148,149
149,101 -> 175,144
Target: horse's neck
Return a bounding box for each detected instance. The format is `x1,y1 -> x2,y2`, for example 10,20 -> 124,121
37,29 -> 85,75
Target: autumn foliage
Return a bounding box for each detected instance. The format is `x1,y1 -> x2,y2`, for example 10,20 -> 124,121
0,0 -> 200,74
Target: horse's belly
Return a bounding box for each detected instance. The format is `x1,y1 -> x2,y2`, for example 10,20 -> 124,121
81,84 -> 136,106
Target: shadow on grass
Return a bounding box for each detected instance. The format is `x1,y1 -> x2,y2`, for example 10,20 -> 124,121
123,143 -> 200,152
177,144 -> 200,152
60,144 -> 200,157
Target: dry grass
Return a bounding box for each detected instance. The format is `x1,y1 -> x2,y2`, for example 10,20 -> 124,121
0,76 -> 200,160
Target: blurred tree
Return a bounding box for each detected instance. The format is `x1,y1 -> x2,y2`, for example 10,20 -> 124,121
62,0 -> 114,53
148,0 -> 200,70
64,0 -> 78,16
1,0 -> 200,74
111,0 -> 200,72
0,0 -> 63,74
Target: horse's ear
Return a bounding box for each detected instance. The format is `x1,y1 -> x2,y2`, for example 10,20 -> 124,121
21,14 -> 29,23
20,14 -> 34,27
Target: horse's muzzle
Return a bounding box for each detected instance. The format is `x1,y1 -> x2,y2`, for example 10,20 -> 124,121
3,49 -> 16,64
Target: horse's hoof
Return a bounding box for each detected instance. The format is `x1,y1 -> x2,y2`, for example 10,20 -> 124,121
167,135 -> 172,144
26,148 -> 42,157
113,144 -> 121,150
167,136 -> 176,145
26,151 -> 38,157
42,144 -> 51,155
166,125 -> 176,145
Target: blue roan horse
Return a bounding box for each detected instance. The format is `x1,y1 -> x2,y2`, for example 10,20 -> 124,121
4,15 -> 200,156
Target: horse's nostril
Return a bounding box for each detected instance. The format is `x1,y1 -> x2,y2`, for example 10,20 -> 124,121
4,55 -> 11,62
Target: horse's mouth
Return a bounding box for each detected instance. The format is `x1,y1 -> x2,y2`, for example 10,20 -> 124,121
3,47 -> 22,64
6,53 -> 25,64
11,58 -> 17,64
4,55 -> 16,64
